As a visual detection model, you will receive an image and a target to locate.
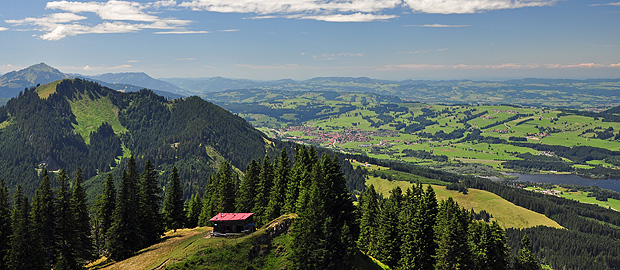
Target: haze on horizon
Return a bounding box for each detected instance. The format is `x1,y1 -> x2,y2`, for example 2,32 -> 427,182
0,0 -> 619,80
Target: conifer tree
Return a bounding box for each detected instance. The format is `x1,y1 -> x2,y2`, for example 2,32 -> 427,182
0,179 -> 11,270
96,173 -> 115,254
54,169 -> 79,270
162,166 -> 185,231
71,168 -> 93,262
9,185 -> 40,270
513,234 -> 540,270
236,159 -> 260,213
284,146 -> 310,214
30,170 -> 56,267
138,160 -> 163,246
399,184 -> 439,270
290,154 -> 356,269
357,184 -> 379,255
266,149 -> 290,220
215,161 -> 238,213
107,167 -> 141,260
435,197 -> 472,270
198,178 -> 215,227
290,169 -> 326,270
469,220 -> 508,270
185,191 -> 202,228
375,186 -> 403,268
253,156 -> 273,225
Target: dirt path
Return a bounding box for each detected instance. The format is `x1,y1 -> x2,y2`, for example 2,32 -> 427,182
99,227 -> 210,270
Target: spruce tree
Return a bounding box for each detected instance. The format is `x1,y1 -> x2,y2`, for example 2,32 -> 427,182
54,169 -> 79,269
198,178 -> 215,227
357,184 -> 379,255
107,168 -> 141,260
185,191 -> 202,228
513,234 -> 540,270
214,161 -> 237,214
469,220 -> 508,270
138,160 -> 163,247
162,167 -> 185,231
96,173 -> 115,254
236,159 -> 260,213
71,168 -> 93,262
30,170 -> 56,268
435,197 -> 472,270
284,146 -> 310,214
290,154 -> 356,269
253,156 -> 273,225
399,184 -> 438,270
375,186 -> 403,268
266,149 -> 290,220
0,179 -> 11,270
9,185 -> 36,270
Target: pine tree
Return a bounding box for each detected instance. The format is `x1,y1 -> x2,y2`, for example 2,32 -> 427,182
138,160 -> 163,247
185,191 -> 202,228
266,149 -> 290,220
30,170 -> 56,267
162,166 -> 185,231
236,159 -> 260,213
375,186 -> 403,268
107,165 -> 141,260
54,169 -> 79,269
198,179 -> 214,227
357,184 -> 379,255
71,168 -> 93,263
253,156 -> 273,225
435,197 -> 472,270
96,173 -> 115,254
0,179 -> 11,270
513,234 -> 540,270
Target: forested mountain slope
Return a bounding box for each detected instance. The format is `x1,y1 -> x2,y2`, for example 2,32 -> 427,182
0,79 -> 271,197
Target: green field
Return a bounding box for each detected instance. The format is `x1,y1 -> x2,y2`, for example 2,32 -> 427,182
69,94 -> 128,144
526,186 -> 620,211
213,91 -> 620,179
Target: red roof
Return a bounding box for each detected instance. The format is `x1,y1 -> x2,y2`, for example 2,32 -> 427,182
209,213 -> 254,222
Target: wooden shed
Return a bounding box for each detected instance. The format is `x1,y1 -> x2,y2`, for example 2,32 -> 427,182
209,213 -> 255,236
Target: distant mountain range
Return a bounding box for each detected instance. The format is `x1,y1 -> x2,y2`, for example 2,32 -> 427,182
2,63 -> 619,108
0,63 -> 183,100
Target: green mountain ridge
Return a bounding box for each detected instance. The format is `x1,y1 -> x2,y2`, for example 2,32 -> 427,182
0,78 -> 272,198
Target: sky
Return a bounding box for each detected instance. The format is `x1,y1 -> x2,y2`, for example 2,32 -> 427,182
0,0 -> 619,80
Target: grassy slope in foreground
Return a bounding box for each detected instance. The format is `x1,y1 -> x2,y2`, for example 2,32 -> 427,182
366,177 -> 562,229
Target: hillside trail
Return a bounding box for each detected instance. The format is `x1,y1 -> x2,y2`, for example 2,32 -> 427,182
98,227 -> 211,270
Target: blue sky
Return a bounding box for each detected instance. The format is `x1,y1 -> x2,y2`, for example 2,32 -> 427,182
0,0 -> 619,80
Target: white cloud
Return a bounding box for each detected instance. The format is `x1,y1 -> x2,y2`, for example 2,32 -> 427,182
590,2 -> 620,6
218,29 -> 240,32
312,52 -> 364,60
180,0 -> 401,14
403,0 -> 556,14
0,27 -> 8,31
154,30 -> 210,34
405,24 -> 471,27
296,13 -> 397,22
6,0 -> 202,40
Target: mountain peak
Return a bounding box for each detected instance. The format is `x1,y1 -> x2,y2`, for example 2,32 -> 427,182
0,63 -> 68,98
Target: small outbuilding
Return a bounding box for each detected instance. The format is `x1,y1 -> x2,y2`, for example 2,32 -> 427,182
210,213 -> 255,237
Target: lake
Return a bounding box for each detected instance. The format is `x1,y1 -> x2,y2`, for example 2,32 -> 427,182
509,173 -> 620,193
